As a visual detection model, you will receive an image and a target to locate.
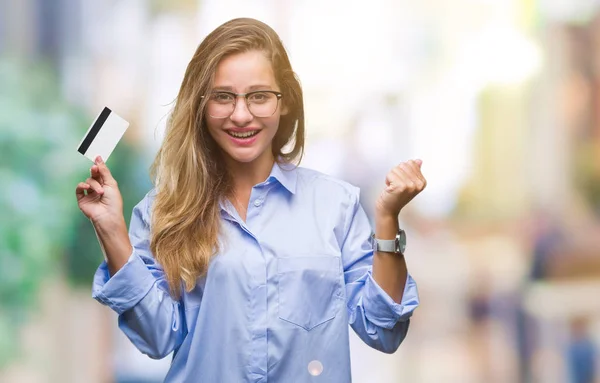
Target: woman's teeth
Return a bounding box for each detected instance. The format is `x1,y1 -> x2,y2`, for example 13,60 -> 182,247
228,130 -> 259,139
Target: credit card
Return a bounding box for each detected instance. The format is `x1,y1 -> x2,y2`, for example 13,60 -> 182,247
77,107 -> 129,162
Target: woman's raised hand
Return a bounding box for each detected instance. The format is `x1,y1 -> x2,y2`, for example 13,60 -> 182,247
75,156 -> 124,225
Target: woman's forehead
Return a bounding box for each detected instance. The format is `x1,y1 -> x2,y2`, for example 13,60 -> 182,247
213,51 -> 276,90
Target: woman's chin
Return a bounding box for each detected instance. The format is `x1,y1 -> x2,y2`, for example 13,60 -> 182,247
219,140 -> 274,167
224,148 -> 262,164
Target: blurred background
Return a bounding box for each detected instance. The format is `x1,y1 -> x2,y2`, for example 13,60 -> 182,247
1,0 -> 600,382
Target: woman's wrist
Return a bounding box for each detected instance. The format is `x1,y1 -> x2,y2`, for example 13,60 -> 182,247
91,212 -> 126,232
92,215 -> 132,275
374,209 -> 399,240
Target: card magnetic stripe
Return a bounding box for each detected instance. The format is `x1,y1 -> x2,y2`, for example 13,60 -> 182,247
78,107 -> 112,155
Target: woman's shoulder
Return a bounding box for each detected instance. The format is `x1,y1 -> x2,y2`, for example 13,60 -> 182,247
295,166 -> 360,199
138,188 -> 157,204
132,188 -> 157,216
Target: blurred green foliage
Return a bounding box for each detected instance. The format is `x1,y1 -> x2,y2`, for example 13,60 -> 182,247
0,58 -> 151,367
0,58 -> 88,366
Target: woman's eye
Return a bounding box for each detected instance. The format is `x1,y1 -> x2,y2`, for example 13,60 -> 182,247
211,93 -> 234,103
248,92 -> 270,103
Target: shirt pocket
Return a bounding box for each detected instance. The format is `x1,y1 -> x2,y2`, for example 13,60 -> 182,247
277,255 -> 343,331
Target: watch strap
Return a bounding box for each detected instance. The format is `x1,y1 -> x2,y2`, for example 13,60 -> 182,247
372,229 -> 406,254
373,238 -> 398,253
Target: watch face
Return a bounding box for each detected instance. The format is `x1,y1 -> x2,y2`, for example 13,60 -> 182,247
398,230 -> 407,253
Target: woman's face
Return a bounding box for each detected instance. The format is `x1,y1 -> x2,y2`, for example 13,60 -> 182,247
206,50 -> 287,168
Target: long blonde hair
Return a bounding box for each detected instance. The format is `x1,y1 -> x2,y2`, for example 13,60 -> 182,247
149,18 -> 304,298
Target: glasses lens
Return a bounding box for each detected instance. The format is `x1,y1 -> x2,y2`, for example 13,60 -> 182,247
247,92 -> 279,117
207,92 -> 235,118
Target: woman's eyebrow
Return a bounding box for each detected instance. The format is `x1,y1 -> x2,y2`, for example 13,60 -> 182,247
211,85 -> 274,92
248,84 -> 274,90
211,86 -> 234,91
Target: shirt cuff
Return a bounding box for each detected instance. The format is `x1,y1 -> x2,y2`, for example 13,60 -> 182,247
362,272 -> 419,329
91,251 -> 157,315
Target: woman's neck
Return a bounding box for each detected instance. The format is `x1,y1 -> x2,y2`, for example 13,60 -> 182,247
224,153 -> 275,221
226,153 -> 275,196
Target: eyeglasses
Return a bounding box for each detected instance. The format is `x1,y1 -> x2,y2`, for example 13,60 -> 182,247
202,90 -> 282,118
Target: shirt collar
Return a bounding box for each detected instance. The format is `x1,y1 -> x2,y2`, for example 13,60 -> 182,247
268,161 -> 297,195
219,161 -> 298,214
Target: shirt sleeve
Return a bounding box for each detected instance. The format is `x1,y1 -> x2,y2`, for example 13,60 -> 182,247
91,192 -> 186,359
341,187 -> 420,354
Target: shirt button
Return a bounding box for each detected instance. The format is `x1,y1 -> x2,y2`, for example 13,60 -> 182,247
253,199 -> 263,207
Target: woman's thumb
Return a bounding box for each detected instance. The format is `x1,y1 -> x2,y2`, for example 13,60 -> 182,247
95,156 -> 116,184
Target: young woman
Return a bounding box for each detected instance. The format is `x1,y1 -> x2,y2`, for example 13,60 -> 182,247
76,18 -> 425,382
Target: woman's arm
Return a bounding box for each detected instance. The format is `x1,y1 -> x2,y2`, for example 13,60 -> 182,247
92,195 -> 187,359
342,188 -> 419,354
372,212 -> 407,303
77,159 -> 186,359
92,215 -> 132,276
372,159 -> 426,303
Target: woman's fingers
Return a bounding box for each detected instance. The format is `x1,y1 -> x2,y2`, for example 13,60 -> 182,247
89,157 -> 117,189
95,156 -> 117,186
76,182 -> 91,201
85,177 -> 104,195
90,164 -> 103,184
75,178 -> 104,202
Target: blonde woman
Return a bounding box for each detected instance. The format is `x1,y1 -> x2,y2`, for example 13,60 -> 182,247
76,18 -> 425,382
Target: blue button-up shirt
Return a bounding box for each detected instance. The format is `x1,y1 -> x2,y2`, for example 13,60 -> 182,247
92,163 -> 419,382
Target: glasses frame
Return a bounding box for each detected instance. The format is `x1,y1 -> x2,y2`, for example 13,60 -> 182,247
201,90 -> 283,119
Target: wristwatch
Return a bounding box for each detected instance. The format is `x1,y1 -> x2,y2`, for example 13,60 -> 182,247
372,229 -> 406,255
